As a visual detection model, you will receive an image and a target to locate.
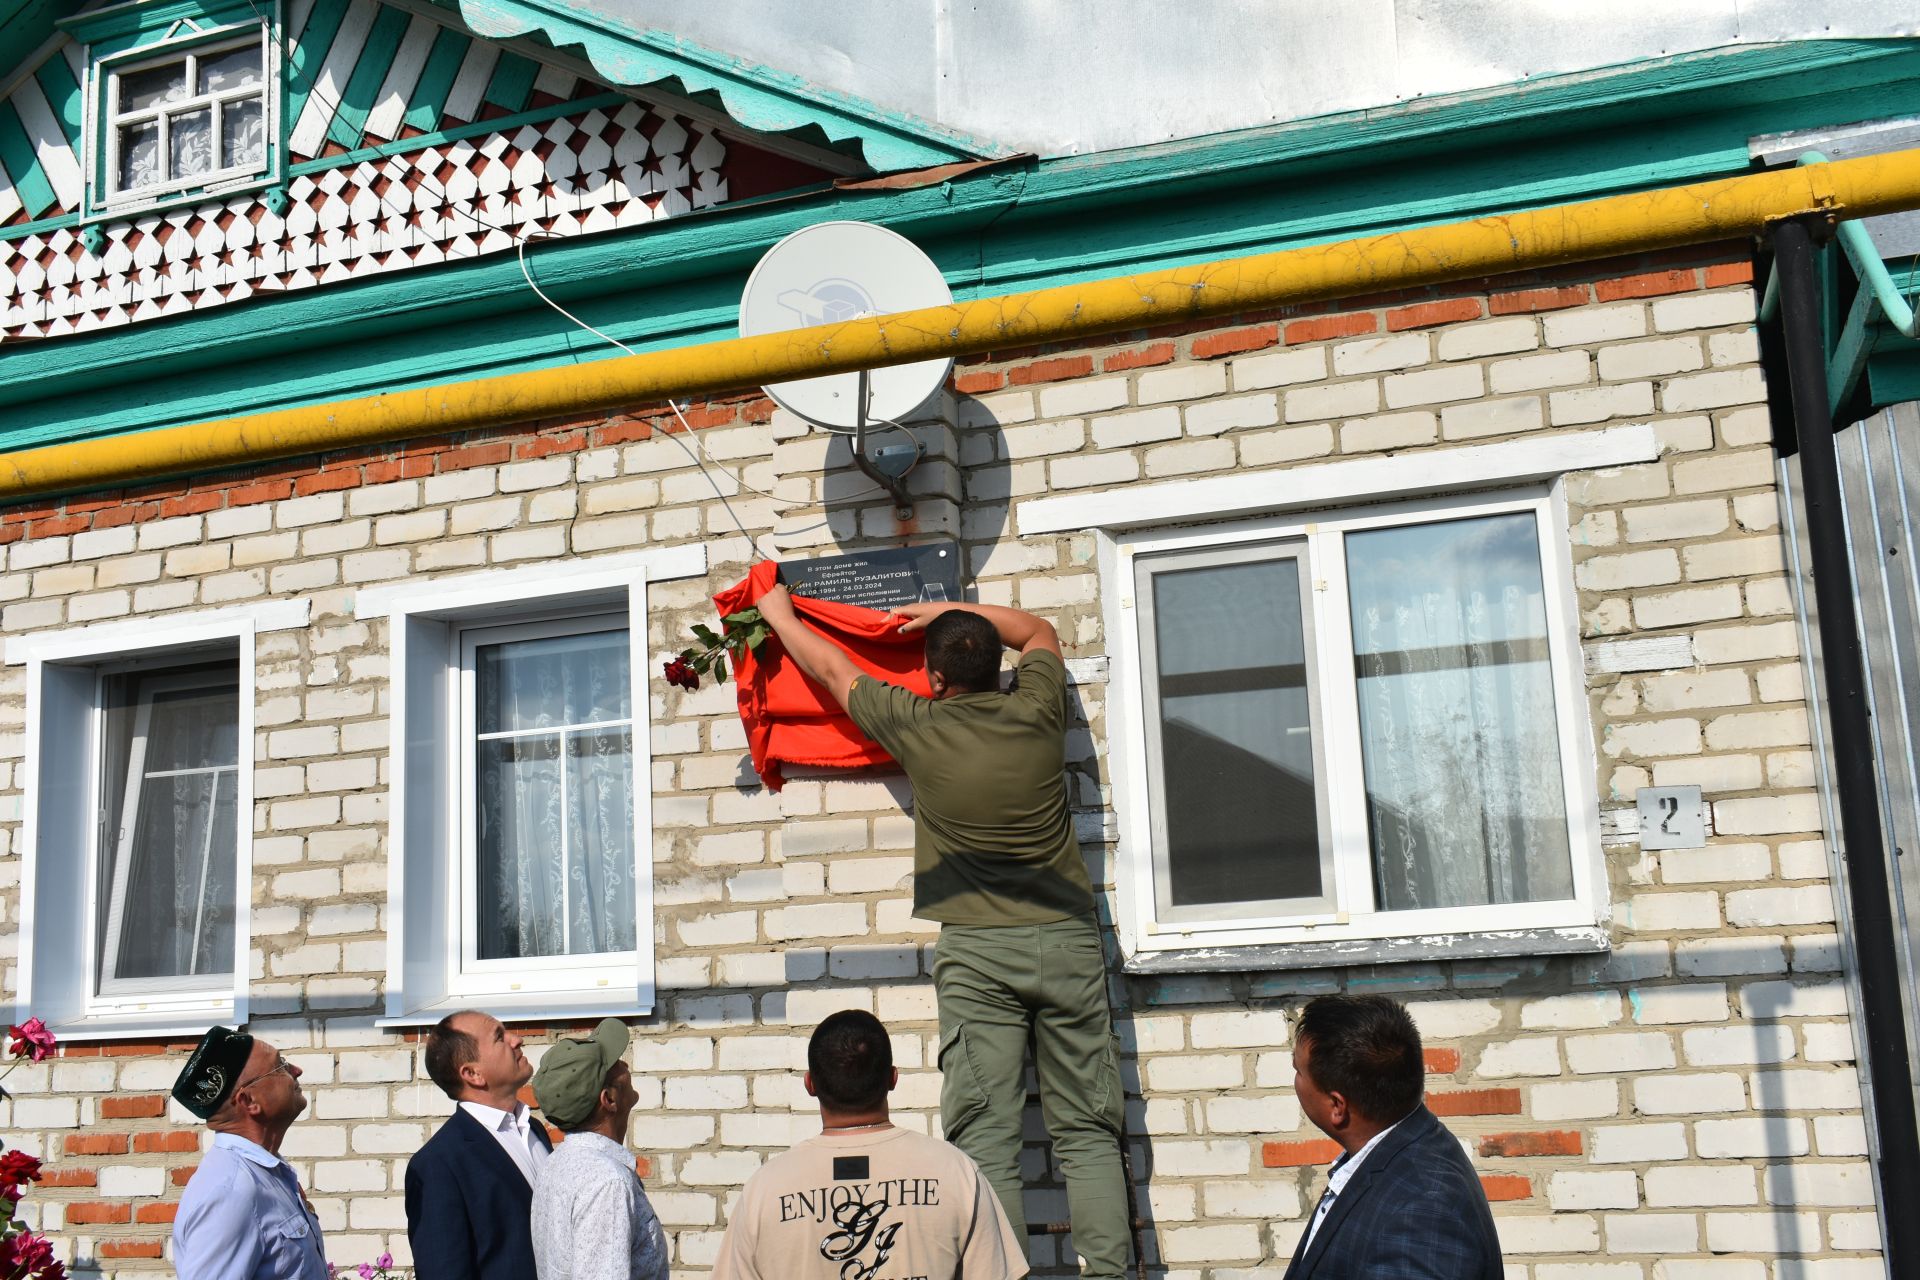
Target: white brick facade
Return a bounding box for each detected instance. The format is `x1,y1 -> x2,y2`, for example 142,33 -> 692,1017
0,250 -> 1884,1277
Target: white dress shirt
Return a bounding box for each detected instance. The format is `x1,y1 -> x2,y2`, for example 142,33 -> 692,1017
460,1099 -> 550,1186
1303,1117 -> 1404,1251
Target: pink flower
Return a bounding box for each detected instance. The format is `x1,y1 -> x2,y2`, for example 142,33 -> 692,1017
357,1265 -> 375,1280
376,1253 -> 393,1272
7,1019 -> 54,1063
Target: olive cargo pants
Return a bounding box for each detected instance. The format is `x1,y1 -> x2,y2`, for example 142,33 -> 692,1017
933,914 -> 1130,1278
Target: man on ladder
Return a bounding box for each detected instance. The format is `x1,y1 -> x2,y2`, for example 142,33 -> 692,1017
756,583 -> 1133,1279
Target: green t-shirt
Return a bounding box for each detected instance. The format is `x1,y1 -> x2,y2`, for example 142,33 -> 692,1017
846,649 -> 1094,926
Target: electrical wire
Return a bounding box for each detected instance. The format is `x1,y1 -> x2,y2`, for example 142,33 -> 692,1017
240,0 -> 915,550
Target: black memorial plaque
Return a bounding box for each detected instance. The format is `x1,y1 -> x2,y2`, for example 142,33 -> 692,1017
782,543 -> 961,611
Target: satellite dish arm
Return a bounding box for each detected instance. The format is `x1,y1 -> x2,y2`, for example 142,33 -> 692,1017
851,370 -> 915,519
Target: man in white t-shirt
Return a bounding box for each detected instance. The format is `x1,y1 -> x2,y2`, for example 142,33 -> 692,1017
713,1010 -> 1028,1280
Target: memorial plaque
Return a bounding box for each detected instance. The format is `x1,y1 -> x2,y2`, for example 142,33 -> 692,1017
782,543 -> 961,611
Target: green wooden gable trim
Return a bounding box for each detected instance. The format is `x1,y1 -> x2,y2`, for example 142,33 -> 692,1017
318,3 -> 415,152
437,0 -> 998,172
6,37 -> 1920,448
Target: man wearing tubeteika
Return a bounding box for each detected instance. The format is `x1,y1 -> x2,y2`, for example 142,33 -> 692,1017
171,1025 -> 328,1280
755,584 -> 1129,1278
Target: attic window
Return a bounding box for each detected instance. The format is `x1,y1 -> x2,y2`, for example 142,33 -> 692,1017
105,31 -> 267,201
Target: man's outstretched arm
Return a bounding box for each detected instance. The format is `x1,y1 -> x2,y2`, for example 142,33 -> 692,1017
892,601 -> 1061,658
754,584 -> 865,711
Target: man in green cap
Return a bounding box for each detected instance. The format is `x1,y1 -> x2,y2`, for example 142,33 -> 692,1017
528,1018 -> 668,1280
170,1025 -> 328,1280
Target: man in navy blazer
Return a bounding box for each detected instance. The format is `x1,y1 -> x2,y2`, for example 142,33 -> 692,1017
1282,995 -> 1502,1280
405,1011 -> 553,1280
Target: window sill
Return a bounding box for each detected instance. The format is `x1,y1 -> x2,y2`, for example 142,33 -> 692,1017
1118,924 -> 1610,974
377,991 -> 654,1028
38,1003 -> 235,1043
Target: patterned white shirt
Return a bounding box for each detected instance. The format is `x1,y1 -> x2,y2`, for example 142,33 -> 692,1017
530,1131 -> 669,1280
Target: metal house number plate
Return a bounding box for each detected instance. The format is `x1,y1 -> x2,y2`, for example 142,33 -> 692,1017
1637,784 -> 1706,850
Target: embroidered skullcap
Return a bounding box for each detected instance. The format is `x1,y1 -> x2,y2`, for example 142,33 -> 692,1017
171,1025 -> 255,1120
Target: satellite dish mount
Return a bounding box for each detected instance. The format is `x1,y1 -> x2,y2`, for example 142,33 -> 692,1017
741,222 -> 955,520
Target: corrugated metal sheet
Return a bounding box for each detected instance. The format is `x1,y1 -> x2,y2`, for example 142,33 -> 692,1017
583,0 -> 1920,155
1783,402 -> 1920,1196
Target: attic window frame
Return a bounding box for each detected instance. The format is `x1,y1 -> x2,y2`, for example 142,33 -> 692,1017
76,1 -> 283,223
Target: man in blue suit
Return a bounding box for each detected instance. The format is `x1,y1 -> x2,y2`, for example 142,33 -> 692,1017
1282,995 -> 1502,1280
405,1011 -> 553,1280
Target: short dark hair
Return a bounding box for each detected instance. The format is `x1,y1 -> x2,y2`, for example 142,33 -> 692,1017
808,1010 -> 893,1111
424,1014 -> 479,1100
924,611 -> 1000,692
1297,994 -> 1424,1125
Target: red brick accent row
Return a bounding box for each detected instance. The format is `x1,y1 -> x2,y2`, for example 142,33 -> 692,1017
66,1134 -> 129,1156
1191,324 -> 1278,360
954,370 -> 1006,394
1262,1139 -> 1343,1168
1007,355 -> 1094,385
100,1241 -> 166,1259
1489,285 -> 1590,315
1426,1088 -> 1522,1117
1387,299 -> 1482,331
1103,342 -> 1176,372
135,1202 -> 180,1224
102,1094 -> 167,1119
1478,1130 -> 1583,1158
171,1167 -> 198,1187
66,1201 -> 131,1224
39,1169 -> 98,1188
1422,1047 -> 1461,1074
1595,268 -> 1698,302
1479,1175 -> 1532,1202
1705,260 -> 1756,287
135,1132 -> 200,1154
1283,313 -> 1376,345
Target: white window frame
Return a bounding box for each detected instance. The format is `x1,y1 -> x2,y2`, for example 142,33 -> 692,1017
80,7 -> 281,221
6,600 -> 307,1037
1110,485 -> 1605,958
95,662 -> 244,1000
357,546 -> 707,1025
453,609 -> 639,996
1014,426 -> 1664,970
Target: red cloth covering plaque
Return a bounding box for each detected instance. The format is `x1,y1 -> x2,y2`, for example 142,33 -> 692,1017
712,561 -> 932,791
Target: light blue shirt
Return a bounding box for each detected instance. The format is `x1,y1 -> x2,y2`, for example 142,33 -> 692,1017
174,1132 -> 328,1280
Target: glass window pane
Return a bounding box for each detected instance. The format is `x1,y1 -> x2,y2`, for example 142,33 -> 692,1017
475,727 -> 636,960
118,121 -> 160,191
564,727 -> 636,953
199,42 -> 262,93
476,629 -> 630,733
222,96 -> 265,171
1147,554 -> 1323,907
1346,513 -> 1575,911
170,108 -> 212,179
97,664 -> 240,986
121,62 -> 187,112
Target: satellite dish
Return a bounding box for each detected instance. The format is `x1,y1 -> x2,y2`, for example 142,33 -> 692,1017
740,221 -> 954,429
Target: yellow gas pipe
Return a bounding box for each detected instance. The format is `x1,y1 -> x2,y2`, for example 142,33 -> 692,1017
2,147 -> 1917,499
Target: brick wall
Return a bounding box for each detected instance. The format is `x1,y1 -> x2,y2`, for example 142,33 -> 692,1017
0,245 -> 1884,1277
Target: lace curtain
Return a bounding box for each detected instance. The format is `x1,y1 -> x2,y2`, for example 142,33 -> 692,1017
475,630 -> 637,960
1347,514 -> 1575,911
100,673 -> 240,983
114,41 -> 264,192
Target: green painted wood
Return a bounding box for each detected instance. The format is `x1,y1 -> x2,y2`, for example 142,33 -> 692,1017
400,25 -> 470,135
31,45 -> 81,152
283,0 -> 354,148
321,3 -> 415,153
480,50 -> 538,115
293,90 -> 624,177
447,0 -> 990,170
0,208 -> 80,243
60,0 -> 261,49
0,99 -> 56,220
8,38 -> 1920,445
